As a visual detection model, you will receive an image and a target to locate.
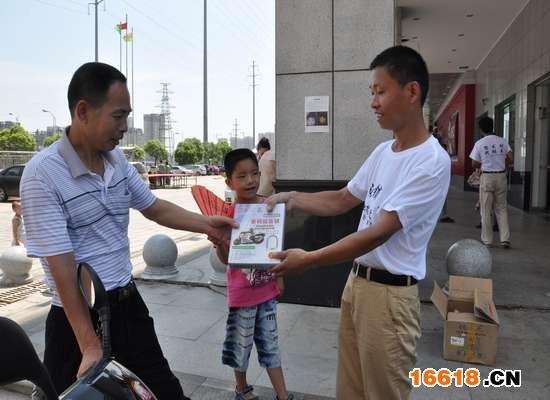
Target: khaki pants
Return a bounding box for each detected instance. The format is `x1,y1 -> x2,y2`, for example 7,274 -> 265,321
337,273 -> 421,400
479,173 -> 510,244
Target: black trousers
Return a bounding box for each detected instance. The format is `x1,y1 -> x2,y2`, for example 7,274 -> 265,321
43,286 -> 188,399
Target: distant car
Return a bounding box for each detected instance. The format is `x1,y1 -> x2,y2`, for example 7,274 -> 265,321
183,164 -> 207,176
208,165 -> 220,174
218,164 -> 226,173
0,164 -> 25,201
171,165 -> 194,174
129,162 -> 149,185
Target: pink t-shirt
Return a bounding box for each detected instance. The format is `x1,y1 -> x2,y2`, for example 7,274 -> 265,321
227,267 -> 279,307
226,206 -> 279,307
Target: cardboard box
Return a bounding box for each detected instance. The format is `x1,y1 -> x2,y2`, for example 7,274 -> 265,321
431,275 -> 500,365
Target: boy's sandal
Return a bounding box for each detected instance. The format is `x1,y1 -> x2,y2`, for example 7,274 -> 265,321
235,384 -> 259,400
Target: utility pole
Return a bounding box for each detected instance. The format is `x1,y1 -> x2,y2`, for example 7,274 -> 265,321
89,0 -> 105,61
249,60 -> 259,148
233,119 -> 239,148
203,0 -> 208,146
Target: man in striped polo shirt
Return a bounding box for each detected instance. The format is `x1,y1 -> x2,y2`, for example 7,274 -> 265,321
21,62 -> 235,399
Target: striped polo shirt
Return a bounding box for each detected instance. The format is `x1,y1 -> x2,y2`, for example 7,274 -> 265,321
20,129 -> 156,307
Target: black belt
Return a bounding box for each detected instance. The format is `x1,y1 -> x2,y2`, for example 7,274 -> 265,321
352,262 -> 417,286
481,170 -> 505,174
107,280 -> 137,303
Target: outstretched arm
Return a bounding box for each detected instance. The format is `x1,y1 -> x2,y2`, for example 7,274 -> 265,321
265,187 -> 362,217
141,198 -> 237,245
269,210 -> 401,276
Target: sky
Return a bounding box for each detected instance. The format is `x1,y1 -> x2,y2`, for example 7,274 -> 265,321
0,0 -> 275,145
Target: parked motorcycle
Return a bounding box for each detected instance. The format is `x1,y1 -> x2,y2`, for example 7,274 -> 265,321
0,262 -> 157,399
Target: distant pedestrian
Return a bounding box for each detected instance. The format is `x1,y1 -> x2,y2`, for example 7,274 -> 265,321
256,138 -> 276,197
432,126 -> 454,223
11,200 -> 26,246
469,116 -> 512,248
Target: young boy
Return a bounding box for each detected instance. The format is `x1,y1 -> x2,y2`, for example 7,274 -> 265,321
217,148 -> 293,400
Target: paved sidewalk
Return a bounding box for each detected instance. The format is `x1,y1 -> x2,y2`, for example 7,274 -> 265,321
1,181 -> 550,399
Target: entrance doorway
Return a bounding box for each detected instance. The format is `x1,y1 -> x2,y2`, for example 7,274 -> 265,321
532,78 -> 550,212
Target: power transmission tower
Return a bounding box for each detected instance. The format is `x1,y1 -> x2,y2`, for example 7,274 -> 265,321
156,83 -> 175,161
249,61 -> 259,148
233,118 -> 239,148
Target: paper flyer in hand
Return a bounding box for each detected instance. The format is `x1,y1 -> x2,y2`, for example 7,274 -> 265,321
228,203 -> 285,269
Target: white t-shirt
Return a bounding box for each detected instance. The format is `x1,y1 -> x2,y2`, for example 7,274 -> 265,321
469,134 -> 511,172
347,136 -> 451,280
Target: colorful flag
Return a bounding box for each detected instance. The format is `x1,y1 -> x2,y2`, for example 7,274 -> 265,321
123,32 -> 133,42
115,22 -> 128,33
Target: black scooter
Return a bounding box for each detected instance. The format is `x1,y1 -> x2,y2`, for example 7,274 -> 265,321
0,262 -> 157,399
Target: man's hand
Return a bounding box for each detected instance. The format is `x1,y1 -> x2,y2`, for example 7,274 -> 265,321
264,191 -> 293,212
268,248 -> 314,277
205,216 -> 238,247
77,341 -> 102,378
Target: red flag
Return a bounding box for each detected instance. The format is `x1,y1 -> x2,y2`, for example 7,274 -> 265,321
119,22 -> 128,30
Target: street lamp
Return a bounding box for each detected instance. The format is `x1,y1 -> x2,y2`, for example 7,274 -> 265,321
8,112 -> 19,124
42,109 -> 57,135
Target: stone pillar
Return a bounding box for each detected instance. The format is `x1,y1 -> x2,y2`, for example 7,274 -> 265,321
276,0 -> 395,181
275,0 -> 395,306
141,234 -> 179,280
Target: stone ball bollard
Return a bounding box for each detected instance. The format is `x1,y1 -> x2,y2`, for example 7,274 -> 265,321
0,246 -> 33,287
141,234 -> 179,280
446,239 -> 492,278
208,246 -> 227,287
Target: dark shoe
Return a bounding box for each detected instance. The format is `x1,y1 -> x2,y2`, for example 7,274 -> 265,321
235,385 -> 259,400
500,241 -> 511,249
439,216 -> 455,223
275,395 -> 295,400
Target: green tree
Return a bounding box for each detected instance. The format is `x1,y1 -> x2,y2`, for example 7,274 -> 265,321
144,139 -> 168,165
0,125 -> 36,151
204,142 -> 219,164
174,138 -> 204,165
216,139 -> 232,163
43,132 -> 62,148
132,145 -> 145,161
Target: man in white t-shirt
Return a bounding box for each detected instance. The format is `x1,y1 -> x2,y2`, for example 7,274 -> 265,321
469,116 -> 512,247
257,137 -> 276,196
266,46 -> 450,400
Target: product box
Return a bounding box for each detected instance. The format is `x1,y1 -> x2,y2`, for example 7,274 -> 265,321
228,203 -> 285,268
431,275 -> 500,365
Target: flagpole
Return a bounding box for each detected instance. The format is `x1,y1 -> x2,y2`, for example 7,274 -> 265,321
125,14 -> 128,79
119,25 -> 122,70
131,28 -> 135,144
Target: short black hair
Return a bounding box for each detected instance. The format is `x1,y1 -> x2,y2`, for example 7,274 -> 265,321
478,116 -> 494,134
369,45 -> 429,106
68,62 -> 127,117
224,148 -> 258,178
257,137 -> 271,151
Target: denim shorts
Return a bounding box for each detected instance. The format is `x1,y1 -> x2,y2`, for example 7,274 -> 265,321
222,298 -> 281,371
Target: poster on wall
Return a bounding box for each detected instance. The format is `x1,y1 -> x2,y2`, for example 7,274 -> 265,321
305,96 -> 329,133
447,112 -> 458,156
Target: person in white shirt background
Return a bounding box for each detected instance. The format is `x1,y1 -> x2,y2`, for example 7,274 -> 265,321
469,116 -> 512,248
